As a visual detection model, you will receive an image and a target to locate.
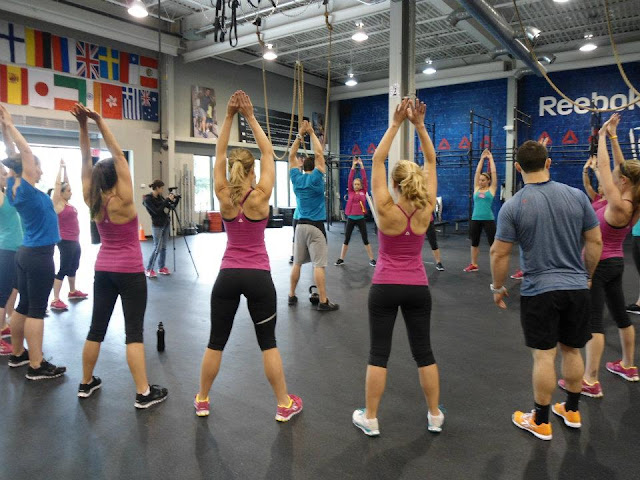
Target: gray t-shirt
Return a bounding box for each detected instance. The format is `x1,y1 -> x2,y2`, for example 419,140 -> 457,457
496,180 -> 599,296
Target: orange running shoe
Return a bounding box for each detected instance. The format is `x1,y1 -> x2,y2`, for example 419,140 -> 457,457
512,410 -> 552,440
552,402 -> 581,428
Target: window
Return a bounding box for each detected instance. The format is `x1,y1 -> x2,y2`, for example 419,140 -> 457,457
194,155 -> 213,211
276,161 -> 289,208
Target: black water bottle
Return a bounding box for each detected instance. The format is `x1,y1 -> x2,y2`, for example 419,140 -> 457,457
157,322 -> 165,352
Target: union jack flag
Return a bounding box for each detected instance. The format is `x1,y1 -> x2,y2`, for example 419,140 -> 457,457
140,90 -> 151,107
76,41 -> 100,79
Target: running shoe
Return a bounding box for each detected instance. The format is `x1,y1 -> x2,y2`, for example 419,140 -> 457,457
512,410 -> 552,441
558,378 -> 603,398
510,270 -> 524,280
26,360 -> 67,381
0,339 -> 12,356
606,360 -> 639,382
50,299 -> 68,311
436,262 -> 445,271
8,349 -> 29,368
68,290 -> 88,299
288,295 -> 298,306
1,325 -> 10,337
78,376 -> 103,398
145,269 -> 157,279
369,259 -> 377,267
194,394 -> 210,417
551,402 -> 581,428
428,408 -> 445,433
625,303 -> 640,314
335,259 -> 345,266
159,267 -> 171,275
275,394 -> 303,422
134,385 -> 168,409
463,263 -> 479,273
352,408 -> 380,436
317,299 -> 339,311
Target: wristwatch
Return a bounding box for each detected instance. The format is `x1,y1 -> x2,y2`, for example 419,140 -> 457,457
490,284 -> 507,294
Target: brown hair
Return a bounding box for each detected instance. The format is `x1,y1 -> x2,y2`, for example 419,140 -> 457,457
516,140 -> 548,173
391,160 -> 429,210
90,158 -> 117,218
619,160 -> 640,206
228,148 -> 255,205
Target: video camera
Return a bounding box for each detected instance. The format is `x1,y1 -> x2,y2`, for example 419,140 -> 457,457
167,187 -> 181,208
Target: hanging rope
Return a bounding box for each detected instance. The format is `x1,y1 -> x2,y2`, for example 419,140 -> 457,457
323,2 -> 333,151
603,0 -> 640,98
511,0 -> 640,113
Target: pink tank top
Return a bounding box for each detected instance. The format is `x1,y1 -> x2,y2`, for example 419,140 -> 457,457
372,205 -> 428,286
95,197 -> 144,273
58,203 -> 80,242
220,190 -> 270,271
595,203 -> 631,260
591,194 -> 607,212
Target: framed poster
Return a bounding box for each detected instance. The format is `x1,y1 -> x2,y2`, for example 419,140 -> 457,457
192,86 -> 218,138
238,106 -> 308,148
312,112 -> 325,145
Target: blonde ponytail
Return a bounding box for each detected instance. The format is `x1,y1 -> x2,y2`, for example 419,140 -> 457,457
392,160 -> 429,210
227,148 -> 255,205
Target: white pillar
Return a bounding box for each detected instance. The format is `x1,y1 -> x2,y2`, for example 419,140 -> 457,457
504,76 -> 517,200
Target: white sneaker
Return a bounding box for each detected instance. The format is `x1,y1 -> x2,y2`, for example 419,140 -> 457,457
352,408 -> 380,436
428,408 -> 445,433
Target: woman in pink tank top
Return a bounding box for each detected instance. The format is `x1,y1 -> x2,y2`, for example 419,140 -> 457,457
195,91 -> 302,421
72,103 -> 167,409
50,159 -> 88,311
573,114 -> 640,397
352,98 -> 444,437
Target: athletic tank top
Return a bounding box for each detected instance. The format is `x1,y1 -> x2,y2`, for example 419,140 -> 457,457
591,194 -> 607,212
220,190 -> 270,271
633,218 -> 640,237
95,197 -> 144,273
0,196 -> 23,251
595,203 -> 631,260
372,205 -> 428,286
472,190 -> 495,221
58,203 -> 80,242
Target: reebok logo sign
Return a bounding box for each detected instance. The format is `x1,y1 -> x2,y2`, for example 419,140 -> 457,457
539,88 -> 639,117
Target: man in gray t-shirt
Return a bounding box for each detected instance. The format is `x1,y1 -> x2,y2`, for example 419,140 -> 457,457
490,140 -> 602,441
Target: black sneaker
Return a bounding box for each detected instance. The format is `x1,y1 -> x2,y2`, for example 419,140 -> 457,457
8,349 -> 29,368
626,303 -> 640,314
436,262 -> 445,271
335,259 -> 345,266
25,360 -> 66,380
317,299 -> 339,312
288,295 -> 298,306
369,259 -> 376,267
289,256 -> 294,265
78,376 -> 103,398
134,384 -> 168,409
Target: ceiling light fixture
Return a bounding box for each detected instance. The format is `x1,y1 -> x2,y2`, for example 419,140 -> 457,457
351,21 -> 369,42
128,0 -> 149,18
263,44 -> 278,60
345,73 -> 358,87
524,26 -> 542,41
423,59 -> 436,75
579,33 -> 597,52
552,0 -> 570,3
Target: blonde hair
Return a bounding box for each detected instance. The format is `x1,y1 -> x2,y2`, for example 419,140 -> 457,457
228,148 -> 255,205
392,160 -> 429,210
620,160 -> 640,206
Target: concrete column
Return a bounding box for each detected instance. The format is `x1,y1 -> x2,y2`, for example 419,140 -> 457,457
504,76 -> 517,200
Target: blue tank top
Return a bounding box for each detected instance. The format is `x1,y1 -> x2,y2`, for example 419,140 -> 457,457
472,190 -> 495,221
0,195 -> 23,251
633,218 -> 640,237
7,177 -> 60,247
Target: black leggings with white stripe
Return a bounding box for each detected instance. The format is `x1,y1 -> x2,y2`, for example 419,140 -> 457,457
208,269 -> 277,351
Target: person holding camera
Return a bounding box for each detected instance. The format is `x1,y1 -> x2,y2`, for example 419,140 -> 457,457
143,180 -> 174,278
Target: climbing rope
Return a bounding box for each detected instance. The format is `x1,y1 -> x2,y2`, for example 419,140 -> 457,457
323,2 -> 333,150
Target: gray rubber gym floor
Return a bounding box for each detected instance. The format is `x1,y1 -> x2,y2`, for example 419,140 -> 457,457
1,224 -> 638,479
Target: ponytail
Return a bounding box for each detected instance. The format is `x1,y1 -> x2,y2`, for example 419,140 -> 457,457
227,148 -> 255,206
89,158 -> 117,218
392,160 -> 430,210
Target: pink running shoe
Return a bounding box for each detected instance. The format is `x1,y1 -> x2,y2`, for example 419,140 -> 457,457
510,270 -> 524,280
463,263 -> 479,273
146,269 -> 157,279
275,394 -> 303,422
558,378 -> 603,398
159,267 -> 171,275
1,325 -> 10,337
606,360 -> 639,382
194,394 -> 210,417
50,299 -> 68,311
68,290 -> 88,299
0,339 -> 12,356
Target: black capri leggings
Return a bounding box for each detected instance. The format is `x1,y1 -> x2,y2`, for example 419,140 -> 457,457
469,220 -> 496,247
56,240 -> 81,280
426,221 -> 438,251
209,268 -> 277,352
344,217 -> 369,246
87,271 -> 147,344
589,257 -> 632,333
368,284 -> 435,368
15,245 -> 55,319
0,249 -> 17,306
632,236 -> 640,275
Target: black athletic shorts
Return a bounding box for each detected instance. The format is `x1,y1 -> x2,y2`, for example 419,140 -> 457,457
520,289 -> 591,350
0,249 -> 17,306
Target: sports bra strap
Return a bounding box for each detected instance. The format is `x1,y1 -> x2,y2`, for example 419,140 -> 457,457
239,189 -> 254,206
396,204 -> 417,219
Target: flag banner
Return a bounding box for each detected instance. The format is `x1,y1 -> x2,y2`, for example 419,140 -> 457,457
28,69 -> 54,109
140,89 -> 158,122
76,41 -> 100,79
0,64 -> 28,104
101,82 -> 122,119
0,22 -> 26,65
139,56 -> 157,89
53,74 -> 86,111
122,86 -> 141,120
98,46 -> 119,81
52,35 -> 75,73
120,52 -> 139,85
25,28 -> 52,68
86,80 -> 102,114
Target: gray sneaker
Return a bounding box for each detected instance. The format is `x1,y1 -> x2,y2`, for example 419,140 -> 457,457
317,299 -> 339,311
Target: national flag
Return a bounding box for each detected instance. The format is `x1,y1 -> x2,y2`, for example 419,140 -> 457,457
98,47 -> 119,81
139,56 -> 158,89
122,86 -> 141,120
140,89 -> 158,122
53,74 -> 86,111
100,83 -> 122,119
86,80 -> 102,114
120,52 -> 139,85
25,28 -> 52,68
0,22 -> 26,65
51,35 -> 75,73
28,69 -> 54,109
76,42 -> 100,79
0,64 -> 28,105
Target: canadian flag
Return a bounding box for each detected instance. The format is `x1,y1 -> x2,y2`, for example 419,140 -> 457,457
139,56 -> 158,89
28,69 -> 54,109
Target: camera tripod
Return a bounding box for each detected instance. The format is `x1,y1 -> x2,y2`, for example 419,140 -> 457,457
148,205 -> 199,277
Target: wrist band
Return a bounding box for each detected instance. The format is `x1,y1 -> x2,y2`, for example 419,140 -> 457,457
609,135 -> 618,140
490,284 -> 507,295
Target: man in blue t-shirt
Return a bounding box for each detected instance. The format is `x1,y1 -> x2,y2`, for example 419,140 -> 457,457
490,140 -> 602,441
287,121 -> 338,312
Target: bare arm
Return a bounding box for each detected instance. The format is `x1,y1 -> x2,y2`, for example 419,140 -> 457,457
597,127 -> 632,225
306,122 -> 325,173
0,105 -> 37,185
289,137 -> 302,170
407,99 -> 436,215
583,225 -> 603,280
1,121 -> 17,156
604,113 -> 625,167
474,154 -> 485,190
52,160 -> 65,213
214,93 -> 238,198
487,151 -> 498,196
71,104 -> 93,207
490,239 -> 513,309
582,157 -> 597,200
